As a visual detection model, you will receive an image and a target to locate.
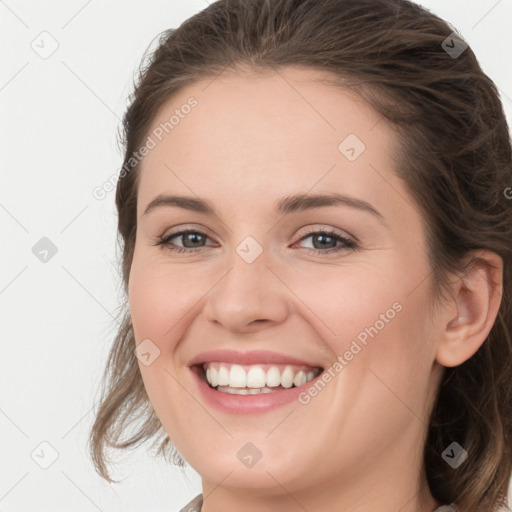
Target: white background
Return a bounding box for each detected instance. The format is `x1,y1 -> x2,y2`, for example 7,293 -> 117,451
1,1 -> 511,511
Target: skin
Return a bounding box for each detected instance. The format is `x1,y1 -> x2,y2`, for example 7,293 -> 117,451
127,66 -> 503,512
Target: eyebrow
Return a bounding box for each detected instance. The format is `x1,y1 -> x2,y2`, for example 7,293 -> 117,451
142,192 -> 385,223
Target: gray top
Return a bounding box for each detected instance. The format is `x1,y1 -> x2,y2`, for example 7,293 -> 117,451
179,493 -> 203,512
179,493 -> 458,511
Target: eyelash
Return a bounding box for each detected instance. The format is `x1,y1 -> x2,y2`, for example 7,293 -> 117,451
154,228 -> 358,256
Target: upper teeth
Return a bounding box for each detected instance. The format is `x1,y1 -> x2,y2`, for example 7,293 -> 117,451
203,362 -> 322,389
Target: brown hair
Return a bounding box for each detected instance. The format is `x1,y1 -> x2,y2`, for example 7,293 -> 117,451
88,0 -> 512,509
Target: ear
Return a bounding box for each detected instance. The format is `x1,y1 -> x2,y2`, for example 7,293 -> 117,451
435,249 -> 503,368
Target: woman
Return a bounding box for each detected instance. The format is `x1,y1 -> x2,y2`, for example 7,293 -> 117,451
88,0 -> 512,511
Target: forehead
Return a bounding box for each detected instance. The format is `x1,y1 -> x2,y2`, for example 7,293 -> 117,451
143,65 -> 388,159
136,66 -> 410,224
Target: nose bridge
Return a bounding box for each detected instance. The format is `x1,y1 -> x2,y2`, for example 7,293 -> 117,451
204,234 -> 289,331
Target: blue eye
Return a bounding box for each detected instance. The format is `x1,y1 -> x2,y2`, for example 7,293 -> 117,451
156,230 -> 215,254
155,228 -> 358,256
295,229 -> 358,255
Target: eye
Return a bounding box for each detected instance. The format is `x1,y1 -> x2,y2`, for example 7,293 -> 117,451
293,229 -> 358,256
154,227 -> 358,256
155,229 -> 215,254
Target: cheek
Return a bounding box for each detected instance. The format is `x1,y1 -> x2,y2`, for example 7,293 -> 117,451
289,265 -> 400,350
128,254 -> 188,343
128,258 -> 196,425
128,268 -> 163,342
294,263 -> 433,394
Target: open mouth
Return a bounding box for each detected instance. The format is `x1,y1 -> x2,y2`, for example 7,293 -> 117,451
194,362 -> 324,395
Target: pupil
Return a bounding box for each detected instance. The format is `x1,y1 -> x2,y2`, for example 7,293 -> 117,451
315,234 -> 334,249
185,232 -> 203,247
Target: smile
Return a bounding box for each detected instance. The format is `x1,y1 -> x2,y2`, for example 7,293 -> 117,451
188,349 -> 326,414
202,362 -> 322,394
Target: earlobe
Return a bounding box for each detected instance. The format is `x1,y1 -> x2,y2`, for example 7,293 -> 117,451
435,250 -> 503,368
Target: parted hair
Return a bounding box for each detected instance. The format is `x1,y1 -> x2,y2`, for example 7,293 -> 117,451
88,1 -> 512,510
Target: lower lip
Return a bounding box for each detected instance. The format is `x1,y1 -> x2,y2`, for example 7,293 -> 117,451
190,365 -> 324,415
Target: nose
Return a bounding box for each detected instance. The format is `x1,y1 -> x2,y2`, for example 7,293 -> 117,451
203,247 -> 290,334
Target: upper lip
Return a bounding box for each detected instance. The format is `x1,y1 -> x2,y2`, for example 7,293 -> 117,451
188,349 -> 324,368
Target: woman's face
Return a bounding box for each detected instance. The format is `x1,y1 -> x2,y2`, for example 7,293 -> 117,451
128,66 -> 444,506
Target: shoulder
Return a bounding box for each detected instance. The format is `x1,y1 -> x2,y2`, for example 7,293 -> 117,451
179,492 -> 203,512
